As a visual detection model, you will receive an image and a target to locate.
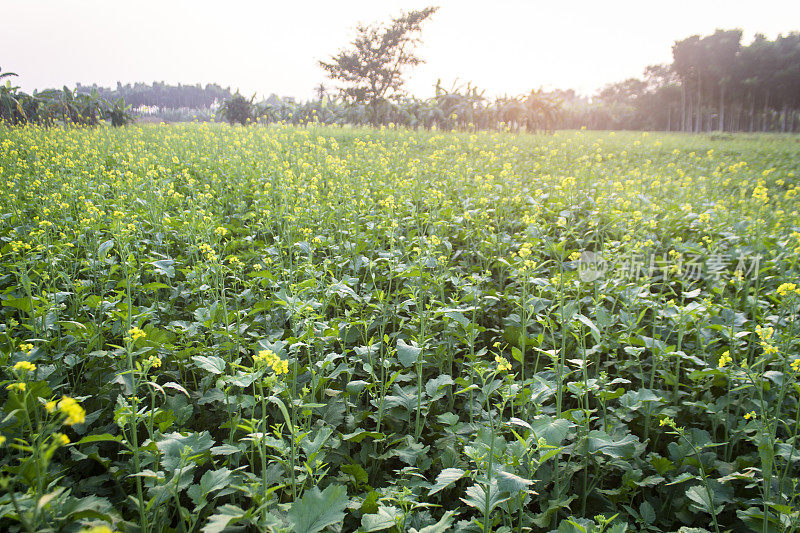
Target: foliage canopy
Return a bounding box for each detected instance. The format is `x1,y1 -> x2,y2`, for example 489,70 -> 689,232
320,7 -> 438,122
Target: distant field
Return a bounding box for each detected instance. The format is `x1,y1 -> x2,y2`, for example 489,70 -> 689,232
1,124 -> 799,532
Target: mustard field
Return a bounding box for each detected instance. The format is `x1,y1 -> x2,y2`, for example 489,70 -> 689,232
1,124 -> 800,533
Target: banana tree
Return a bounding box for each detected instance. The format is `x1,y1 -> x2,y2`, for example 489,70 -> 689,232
104,97 -> 134,127
523,89 -> 563,133
0,69 -> 27,124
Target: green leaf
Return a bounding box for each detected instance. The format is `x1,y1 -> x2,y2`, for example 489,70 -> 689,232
531,495 -> 577,528
269,395 -> 294,432
98,239 -> 114,260
575,314 -> 601,343
74,433 -> 123,446
60,494 -> 118,523
192,355 -> 226,375
341,463 -> 369,485
412,510 -> 456,533
301,426 -> 333,460
346,380 -> 370,394
211,444 -> 241,456
620,388 -> 662,405
397,338 -> 422,367
443,310 -> 470,328
429,467 -> 466,496
391,437 -> 430,466
667,472 -> 697,485
585,430 -> 638,459
142,282 -> 170,291
529,415 -> 573,446
639,500 -> 656,524
199,467 -> 233,494
736,507 -> 782,533
163,381 -> 190,397
425,374 -> 453,399
361,490 -> 380,514
685,485 -> 720,515
202,504 -> 246,533
496,470 -> 532,495
328,280 -> 360,301
156,431 -> 215,470
361,505 -> 402,531
341,429 -> 385,443
460,481 -> 512,516
288,484 -> 349,533
150,259 -> 175,278
2,297 -> 31,313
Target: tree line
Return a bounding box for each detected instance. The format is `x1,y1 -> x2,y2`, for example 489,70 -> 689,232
572,30 -> 800,133
220,8 -> 562,132
3,7 -> 798,133
217,83 -> 563,133
76,81 -> 232,110
226,13 -> 800,134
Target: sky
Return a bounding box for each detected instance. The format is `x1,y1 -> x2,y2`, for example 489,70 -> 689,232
3,0 -> 800,100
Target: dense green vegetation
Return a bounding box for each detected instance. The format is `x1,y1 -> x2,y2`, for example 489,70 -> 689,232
76,82 -> 232,111
574,30 -> 800,133
0,70 -> 133,127
1,124 -> 799,533
68,29 -> 800,134
262,27 -> 800,134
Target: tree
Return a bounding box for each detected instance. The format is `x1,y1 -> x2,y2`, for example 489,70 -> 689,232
703,29 -> 741,131
105,97 -> 134,127
672,35 -> 701,132
319,7 -> 438,124
219,92 -> 255,125
314,83 -> 327,102
0,68 -> 26,124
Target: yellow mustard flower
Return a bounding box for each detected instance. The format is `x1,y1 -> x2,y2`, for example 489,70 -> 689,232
126,327 -> 146,342
13,361 -> 36,373
254,349 -> 288,375
58,396 -> 86,426
761,343 -> 779,356
6,382 -> 26,393
494,355 -> 512,373
777,283 -> 800,298
79,526 -> 114,533
756,325 -> 773,341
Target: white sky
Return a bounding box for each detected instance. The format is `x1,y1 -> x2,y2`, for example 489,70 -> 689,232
3,0 -> 800,100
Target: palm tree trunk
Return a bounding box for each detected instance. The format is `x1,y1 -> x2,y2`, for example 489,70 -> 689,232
781,103 -> 787,133
736,105 -> 742,132
681,83 -> 686,132
667,105 -> 671,132
696,76 -> 702,134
